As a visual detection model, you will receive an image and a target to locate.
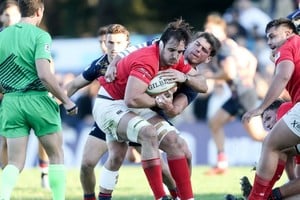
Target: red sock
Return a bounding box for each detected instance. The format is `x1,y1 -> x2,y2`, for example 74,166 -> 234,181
168,156 -> 193,199
295,155 -> 300,164
248,174 -> 271,200
84,193 -> 96,200
98,192 -> 111,200
142,158 -> 166,199
39,158 -> 49,168
264,159 -> 285,198
168,188 -> 179,199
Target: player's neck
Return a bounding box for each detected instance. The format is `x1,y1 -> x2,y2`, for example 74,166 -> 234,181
20,17 -> 39,26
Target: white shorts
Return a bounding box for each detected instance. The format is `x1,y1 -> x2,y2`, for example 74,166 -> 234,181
93,87 -> 157,141
282,102 -> 300,137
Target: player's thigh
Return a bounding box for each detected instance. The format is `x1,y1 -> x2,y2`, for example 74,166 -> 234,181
265,120 -> 300,151
81,135 -> 108,167
93,99 -> 129,140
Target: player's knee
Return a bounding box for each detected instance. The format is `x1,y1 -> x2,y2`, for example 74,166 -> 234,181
208,119 -> 219,132
110,155 -> 125,168
138,125 -> 158,145
81,159 -> 97,172
161,132 -> 178,147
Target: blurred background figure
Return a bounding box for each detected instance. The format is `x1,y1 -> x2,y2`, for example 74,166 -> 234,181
0,0 -> 20,31
97,25 -> 109,54
203,13 -> 268,175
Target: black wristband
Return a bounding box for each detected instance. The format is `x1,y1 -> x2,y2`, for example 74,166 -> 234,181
66,105 -> 77,112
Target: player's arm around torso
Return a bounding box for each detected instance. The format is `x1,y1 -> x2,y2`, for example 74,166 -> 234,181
184,67 -> 208,93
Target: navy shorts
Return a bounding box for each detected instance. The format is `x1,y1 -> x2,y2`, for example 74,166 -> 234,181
222,89 -> 258,118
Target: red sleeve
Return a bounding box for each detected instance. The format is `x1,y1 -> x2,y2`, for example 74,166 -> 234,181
276,102 -> 293,120
172,57 -> 192,73
130,64 -> 155,84
275,42 -> 294,65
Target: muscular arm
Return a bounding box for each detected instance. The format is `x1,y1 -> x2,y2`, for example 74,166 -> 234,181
124,76 -> 157,108
258,60 -> 294,112
163,93 -> 189,118
36,59 -> 75,110
66,74 -> 91,97
185,68 -> 208,93
159,68 -> 208,93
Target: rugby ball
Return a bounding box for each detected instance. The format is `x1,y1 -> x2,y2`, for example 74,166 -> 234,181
146,73 -> 177,95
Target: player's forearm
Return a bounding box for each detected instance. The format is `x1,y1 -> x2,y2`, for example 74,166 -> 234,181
163,94 -> 188,118
125,94 -> 157,108
185,73 -> 208,93
259,75 -> 289,112
66,84 -> 79,97
40,75 -> 72,105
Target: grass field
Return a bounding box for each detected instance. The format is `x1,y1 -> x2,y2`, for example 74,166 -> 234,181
1,165 -> 288,200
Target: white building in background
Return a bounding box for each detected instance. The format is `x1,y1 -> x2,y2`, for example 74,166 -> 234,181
51,34 -> 160,74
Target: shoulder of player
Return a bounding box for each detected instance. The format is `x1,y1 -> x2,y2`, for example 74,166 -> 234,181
93,54 -> 109,66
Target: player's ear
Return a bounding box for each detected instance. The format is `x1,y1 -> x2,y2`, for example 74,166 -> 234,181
159,40 -> 164,51
205,56 -> 212,63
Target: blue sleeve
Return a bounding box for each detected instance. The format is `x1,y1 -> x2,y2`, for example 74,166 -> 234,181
175,84 -> 198,105
82,56 -> 109,81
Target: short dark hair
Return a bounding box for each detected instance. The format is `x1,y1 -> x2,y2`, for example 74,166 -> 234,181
97,25 -> 109,37
159,18 -> 192,47
193,31 -> 221,57
18,0 -> 44,17
0,0 -> 19,15
265,18 -> 298,34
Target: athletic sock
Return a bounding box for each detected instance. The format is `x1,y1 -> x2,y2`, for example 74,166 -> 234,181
168,156 -> 194,199
84,193 -> 96,200
98,192 -> 112,200
39,158 -> 49,174
295,155 -> 300,164
248,173 -> 270,200
142,158 -> 166,199
168,188 -> 179,199
49,164 -> 66,200
217,151 -> 228,169
264,159 -> 285,198
0,164 -> 19,200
